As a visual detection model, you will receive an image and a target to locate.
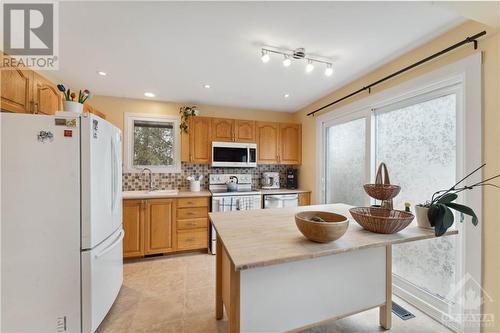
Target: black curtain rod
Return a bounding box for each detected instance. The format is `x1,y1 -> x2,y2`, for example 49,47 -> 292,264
307,30 -> 487,117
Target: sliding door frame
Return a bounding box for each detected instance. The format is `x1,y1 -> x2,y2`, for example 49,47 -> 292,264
316,53 -> 482,333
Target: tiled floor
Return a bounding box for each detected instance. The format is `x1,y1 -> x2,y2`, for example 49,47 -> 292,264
97,253 -> 452,333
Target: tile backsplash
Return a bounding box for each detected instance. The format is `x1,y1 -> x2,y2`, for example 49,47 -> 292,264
122,163 -> 295,191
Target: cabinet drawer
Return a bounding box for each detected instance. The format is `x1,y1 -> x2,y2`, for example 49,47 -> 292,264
177,207 -> 207,219
177,197 -> 209,208
177,218 -> 208,230
177,229 -> 208,250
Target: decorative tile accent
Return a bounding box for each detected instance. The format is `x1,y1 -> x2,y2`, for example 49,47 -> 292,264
123,163 -> 294,191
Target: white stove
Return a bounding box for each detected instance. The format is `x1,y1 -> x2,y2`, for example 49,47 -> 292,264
209,174 -> 262,254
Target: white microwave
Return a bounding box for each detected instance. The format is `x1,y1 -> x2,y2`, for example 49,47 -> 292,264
211,142 -> 257,168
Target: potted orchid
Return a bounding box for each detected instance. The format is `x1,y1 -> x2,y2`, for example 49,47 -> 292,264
57,84 -> 92,114
416,164 -> 499,236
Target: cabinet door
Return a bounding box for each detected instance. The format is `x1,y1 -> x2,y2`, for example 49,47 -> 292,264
32,73 -> 62,115
123,200 -> 144,258
235,120 -> 255,142
1,67 -> 32,113
211,118 -> 234,142
145,199 -> 175,254
279,123 -> 302,165
189,116 -> 212,163
256,122 -> 280,164
298,192 -> 311,206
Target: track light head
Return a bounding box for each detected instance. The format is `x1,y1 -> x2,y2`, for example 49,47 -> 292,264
261,50 -> 270,63
305,60 -> 314,73
325,63 -> 333,76
282,55 -> 291,67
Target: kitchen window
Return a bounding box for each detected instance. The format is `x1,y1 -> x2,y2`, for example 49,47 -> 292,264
124,113 -> 181,173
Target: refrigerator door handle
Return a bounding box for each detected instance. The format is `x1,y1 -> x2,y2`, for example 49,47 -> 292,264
110,138 -> 117,212
95,229 -> 124,259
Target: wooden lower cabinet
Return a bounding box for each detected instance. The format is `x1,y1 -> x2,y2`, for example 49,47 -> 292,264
145,199 -> 175,255
123,200 -> 145,258
298,192 -> 311,206
123,196 -> 209,258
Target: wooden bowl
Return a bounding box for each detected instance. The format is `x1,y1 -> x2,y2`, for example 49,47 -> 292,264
363,184 -> 401,201
349,207 -> 414,234
295,211 -> 349,243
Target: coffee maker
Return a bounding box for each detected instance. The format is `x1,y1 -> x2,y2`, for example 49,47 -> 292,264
286,168 -> 298,189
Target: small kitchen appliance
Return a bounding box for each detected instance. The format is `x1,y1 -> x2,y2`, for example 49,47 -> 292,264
261,172 -> 280,189
286,168 -> 298,189
209,174 -> 261,254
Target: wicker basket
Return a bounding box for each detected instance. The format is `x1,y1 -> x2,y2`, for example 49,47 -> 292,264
363,163 -> 401,202
349,207 -> 414,234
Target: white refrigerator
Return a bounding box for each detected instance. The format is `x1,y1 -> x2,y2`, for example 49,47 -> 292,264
1,112 -> 124,333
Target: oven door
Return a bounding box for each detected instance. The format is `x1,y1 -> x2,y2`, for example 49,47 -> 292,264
212,142 -> 251,167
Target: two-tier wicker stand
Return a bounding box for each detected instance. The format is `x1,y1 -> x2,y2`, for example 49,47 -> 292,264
349,163 -> 414,234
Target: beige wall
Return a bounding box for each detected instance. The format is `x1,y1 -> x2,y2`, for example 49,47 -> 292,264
293,20 -> 499,331
90,95 -> 296,132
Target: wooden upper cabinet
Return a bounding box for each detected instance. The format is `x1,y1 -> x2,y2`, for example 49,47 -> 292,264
211,118 -> 234,142
123,200 -> 145,258
235,120 -> 255,142
189,116 -> 212,163
256,122 -> 280,164
32,73 -> 62,115
279,123 -> 302,165
145,199 -> 175,255
1,68 -> 32,113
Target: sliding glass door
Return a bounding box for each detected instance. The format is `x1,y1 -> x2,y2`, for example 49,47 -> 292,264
321,84 -> 463,326
374,87 -> 460,314
323,112 -> 370,206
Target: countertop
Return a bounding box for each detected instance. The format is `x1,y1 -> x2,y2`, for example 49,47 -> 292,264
209,203 -> 458,271
122,188 -> 309,199
260,188 -> 310,195
123,190 -> 212,199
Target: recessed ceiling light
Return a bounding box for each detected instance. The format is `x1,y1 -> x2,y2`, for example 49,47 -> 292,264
203,84 -> 211,89
284,94 -> 290,98
144,92 -> 155,98
97,71 -> 107,76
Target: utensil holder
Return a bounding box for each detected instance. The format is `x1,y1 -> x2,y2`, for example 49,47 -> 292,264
190,180 -> 201,192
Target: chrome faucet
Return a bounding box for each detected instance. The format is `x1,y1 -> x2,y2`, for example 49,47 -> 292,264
141,168 -> 156,191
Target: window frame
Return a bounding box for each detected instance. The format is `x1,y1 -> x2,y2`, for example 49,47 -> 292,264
123,113 -> 181,173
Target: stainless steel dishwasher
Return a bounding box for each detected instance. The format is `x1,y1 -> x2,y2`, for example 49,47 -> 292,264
263,193 -> 299,208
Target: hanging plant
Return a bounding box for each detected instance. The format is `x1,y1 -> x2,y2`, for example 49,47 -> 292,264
179,106 -> 200,133
417,163 -> 500,237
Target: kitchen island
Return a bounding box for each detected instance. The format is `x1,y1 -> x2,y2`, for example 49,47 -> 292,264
209,203 -> 458,333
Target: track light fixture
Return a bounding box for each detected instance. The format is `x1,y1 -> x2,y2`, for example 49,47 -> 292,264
260,47 -> 333,77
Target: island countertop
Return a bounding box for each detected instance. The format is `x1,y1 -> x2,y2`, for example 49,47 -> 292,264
209,203 -> 458,271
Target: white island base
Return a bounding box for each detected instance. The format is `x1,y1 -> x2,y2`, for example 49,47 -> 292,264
216,237 -> 392,333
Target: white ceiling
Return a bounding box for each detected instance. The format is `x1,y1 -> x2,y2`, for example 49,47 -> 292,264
51,1 -> 466,112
